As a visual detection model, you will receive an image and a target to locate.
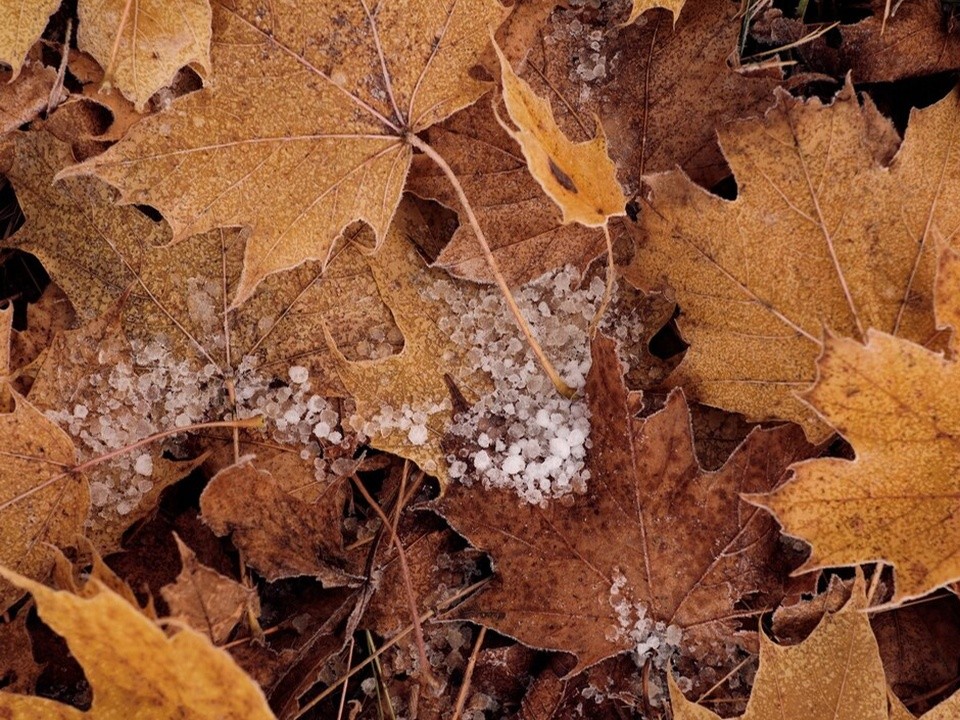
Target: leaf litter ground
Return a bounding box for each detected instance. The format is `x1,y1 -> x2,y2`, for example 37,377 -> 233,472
2,0 -> 960,719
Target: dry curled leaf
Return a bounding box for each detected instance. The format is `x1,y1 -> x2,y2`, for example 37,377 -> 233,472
0,567 -> 276,719
61,0 -> 505,306
494,39 -> 625,228
435,335 -> 812,675
407,98 -> 607,286
626,81 -> 960,440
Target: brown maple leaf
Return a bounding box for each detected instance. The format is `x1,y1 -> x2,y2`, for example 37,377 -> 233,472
407,92 -> 608,286
200,460 -> 355,586
523,0 -> 781,191
626,81 -> 960,440
752,0 -> 960,84
161,533 -> 259,644
434,334 -> 812,674
60,0 -> 505,305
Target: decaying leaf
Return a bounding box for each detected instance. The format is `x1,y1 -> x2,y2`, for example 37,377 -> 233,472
200,460 -> 354,586
747,245 -> 960,602
752,0 -> 960,83
669,575 -> 889,720
0,0 -> 60,78
77,0 -> 212,111
626,81 -> 960,440
494,40 -> 625,227
0,63 -> 62,136
161,534 -> 257,644
407,100 -> 607,286
435,335 -> 812,673
0,567 -> 276,719
61,0 -> 505,305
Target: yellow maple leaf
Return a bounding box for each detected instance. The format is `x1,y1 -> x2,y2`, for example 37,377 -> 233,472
61,0 -> 506,306
0,386 -> 88,613
0,568 -> 275,719
747,245 -> 960,603
494,39 -> 626,228
625,0 -> 686,25
77,0 -> 213,111
329,201 -> 491,485
626,81 -> 960,440
0,0 -> 60,78
669,575 -> 888,720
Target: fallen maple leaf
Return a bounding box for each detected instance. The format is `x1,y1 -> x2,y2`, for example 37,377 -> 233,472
77,0 -> 212,111
200,460 -> 355,585
626,81 -> 959,440
2,128 -> 405,396
0,384 -> 88,613
493,39 -> 626,228
669,574 -> 889,720
747,246 -> 960,602
0,567 -> 276,719
61,0 -> 505,305
161,533 -> 258,643
0,0 -> 60,78
435,334 -> 812,673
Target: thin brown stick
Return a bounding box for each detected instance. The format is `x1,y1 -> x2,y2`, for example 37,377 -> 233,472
451,626 -> 487,720
696,655 -> 755,702
336,637 -> 356,720
0,416 -> 263,514
295,579 -> 490,716
102,0 -> 134,89
589,224 -> 615,336
407,132 -> 575,399
349,473 -> 441,690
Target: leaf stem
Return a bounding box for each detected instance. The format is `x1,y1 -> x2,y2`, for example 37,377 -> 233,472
406,132 -> 576,399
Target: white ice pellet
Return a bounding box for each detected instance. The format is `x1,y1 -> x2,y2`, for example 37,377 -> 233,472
134,453 -> 153,476
288,365 -> 309,384
408,424 -> 429,446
